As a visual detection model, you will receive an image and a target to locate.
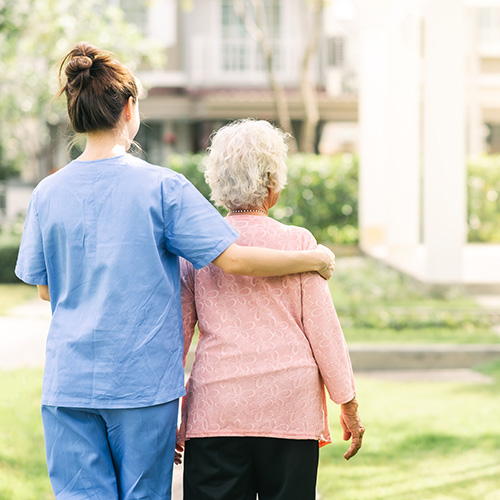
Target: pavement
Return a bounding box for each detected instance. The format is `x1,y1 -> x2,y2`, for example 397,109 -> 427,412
2,295 -> 500,499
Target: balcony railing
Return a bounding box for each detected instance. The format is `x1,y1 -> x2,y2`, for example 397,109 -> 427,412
189,36 -> 309,87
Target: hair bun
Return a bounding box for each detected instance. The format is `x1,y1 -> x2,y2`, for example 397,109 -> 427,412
65,55 -> 93,86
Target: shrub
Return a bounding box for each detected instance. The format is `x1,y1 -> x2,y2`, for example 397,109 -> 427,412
468,155 -> 500,242
0,233 -> 21,283
166,153 -> 359,245
271,154 -> 358,244
166,152 -> 500,245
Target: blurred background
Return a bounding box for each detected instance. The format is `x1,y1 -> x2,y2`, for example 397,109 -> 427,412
2,1 -> 500,499
1,0 -> 500,290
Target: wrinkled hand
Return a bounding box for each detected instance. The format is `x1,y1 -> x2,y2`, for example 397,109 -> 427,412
340,399 -> 365,460
317,244 -> 336,280
174,443 -> 184,465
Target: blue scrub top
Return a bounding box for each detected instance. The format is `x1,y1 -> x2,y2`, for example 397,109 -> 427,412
15,154 -> 238,408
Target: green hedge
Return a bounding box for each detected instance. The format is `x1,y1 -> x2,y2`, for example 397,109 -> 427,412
167,153 -> 359,244
468,156 -> 500,242
1,153 -> 499,282
0,234 -> 21,283
167,152 -> 500,245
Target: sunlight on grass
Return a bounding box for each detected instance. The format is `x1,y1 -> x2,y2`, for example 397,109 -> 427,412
0,369 -> 53,500
0,284 -> 38,315
330,257 -> 499,344
3,364 -> 500,499
317,361 -> 500,499
342,327 -> 500,344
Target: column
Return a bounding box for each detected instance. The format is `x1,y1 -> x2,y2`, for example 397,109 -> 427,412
358,0 -> 392,251
386,0 -> 421,253
423,0 -> 467,283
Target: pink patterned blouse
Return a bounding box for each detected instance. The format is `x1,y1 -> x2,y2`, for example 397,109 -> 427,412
178,214 -> 356,447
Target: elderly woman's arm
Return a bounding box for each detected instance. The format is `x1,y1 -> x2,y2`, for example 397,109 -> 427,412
301,271 -> 365,460
212,243 -> 335,279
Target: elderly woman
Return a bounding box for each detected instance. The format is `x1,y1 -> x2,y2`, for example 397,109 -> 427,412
178,119 -> 364,500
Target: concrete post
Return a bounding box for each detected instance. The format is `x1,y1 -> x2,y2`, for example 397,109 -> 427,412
358,0 -> 392,250
385,0 -> 421,252
423,0 -> 467,283
359,0 -> 421,259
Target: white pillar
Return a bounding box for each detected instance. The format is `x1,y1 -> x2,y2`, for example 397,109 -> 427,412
358,0 -> 392,251
147,0 -> 177,47
386,0 -> 421,251
359,0 -> 421,260
423,0 -> 467,284
466,6 -> 485,156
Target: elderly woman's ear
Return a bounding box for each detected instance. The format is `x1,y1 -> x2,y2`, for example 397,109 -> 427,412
265,187 -> 281,210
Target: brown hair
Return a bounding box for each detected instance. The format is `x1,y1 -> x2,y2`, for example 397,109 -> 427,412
58,42 -> 139,134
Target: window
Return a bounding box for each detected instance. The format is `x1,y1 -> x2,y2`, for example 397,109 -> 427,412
120,0 -> 148,35
478,7 -> 500,43
327,37 -> 345,67
220,0 -> 281,73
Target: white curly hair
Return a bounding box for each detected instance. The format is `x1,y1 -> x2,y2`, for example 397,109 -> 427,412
204,119 -> 289,210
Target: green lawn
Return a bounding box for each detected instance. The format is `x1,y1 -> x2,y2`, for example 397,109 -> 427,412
318,360 -> 500,499
0,284 -> 38,315
0,369 -> 52,500
2,364 -> 500,500
330,257 -> 500,344
1,257 -> 499,498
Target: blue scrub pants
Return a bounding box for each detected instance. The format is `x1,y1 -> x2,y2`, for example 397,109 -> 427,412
41,400 -> 179,500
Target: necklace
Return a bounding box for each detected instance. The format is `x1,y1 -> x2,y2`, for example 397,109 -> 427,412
228,208 -> 267,216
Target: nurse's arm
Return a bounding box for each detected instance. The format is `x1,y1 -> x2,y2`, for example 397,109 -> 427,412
212,243 -> 335,279
37,285 -> 50,302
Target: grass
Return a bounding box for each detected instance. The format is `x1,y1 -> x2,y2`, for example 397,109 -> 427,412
317,360 -> 500,500
330,257 -> 500,344
2,364 -> 500,500
1,256 -> 499,497
0,369 -> 53,500
0,284 -> 38,315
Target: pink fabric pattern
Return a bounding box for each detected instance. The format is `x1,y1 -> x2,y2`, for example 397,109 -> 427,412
179,215 -> 356,447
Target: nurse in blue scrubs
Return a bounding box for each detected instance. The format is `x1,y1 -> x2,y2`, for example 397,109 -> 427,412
15,42 -> 334,500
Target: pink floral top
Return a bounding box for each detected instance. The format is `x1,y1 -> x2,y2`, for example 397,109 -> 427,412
178,214 -> 356,447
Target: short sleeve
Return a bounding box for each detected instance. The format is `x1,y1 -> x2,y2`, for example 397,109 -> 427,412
162,175 -> 238,269
15,193 -> 48,285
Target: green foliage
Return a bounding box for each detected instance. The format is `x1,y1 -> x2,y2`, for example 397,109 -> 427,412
166,152 -> 359,244
468,155 -> 500,242
166,152 -> 500,244
167,153 -> 213,201
0,0 -> 164,180
330,257 -> 497,339
0,233 -> 21,283
271,154 -> 358,244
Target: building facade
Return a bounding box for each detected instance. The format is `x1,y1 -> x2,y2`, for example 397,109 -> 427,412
128,0 -> 359,165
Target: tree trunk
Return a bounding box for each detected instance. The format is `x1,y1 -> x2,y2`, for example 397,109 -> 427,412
299,1 -> 323,153
234,0 -> 298,153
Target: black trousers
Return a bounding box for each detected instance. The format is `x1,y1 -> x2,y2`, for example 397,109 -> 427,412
183,437 -> 319,500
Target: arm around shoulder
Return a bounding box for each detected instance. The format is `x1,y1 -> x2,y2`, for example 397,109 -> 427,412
211,243 -> 335,278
